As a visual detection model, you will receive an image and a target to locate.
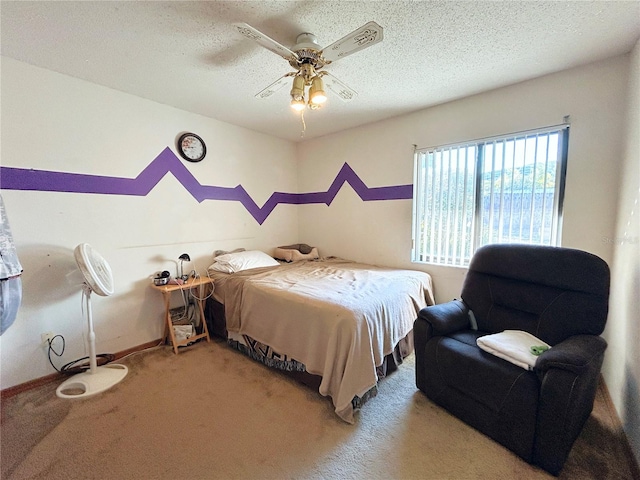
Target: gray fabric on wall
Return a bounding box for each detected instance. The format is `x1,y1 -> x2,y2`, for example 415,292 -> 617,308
0,194 -> 23,335
1,276 -> 22,335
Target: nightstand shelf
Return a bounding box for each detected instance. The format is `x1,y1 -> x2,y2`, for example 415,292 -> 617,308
151,276 -> 212,354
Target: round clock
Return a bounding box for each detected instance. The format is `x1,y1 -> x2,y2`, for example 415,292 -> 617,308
177,133 -> 206,162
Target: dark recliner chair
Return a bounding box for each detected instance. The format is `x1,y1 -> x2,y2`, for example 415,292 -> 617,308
414,244 -> 610,475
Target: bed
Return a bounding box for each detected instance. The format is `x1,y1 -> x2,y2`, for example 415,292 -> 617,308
204,249 -> 435,423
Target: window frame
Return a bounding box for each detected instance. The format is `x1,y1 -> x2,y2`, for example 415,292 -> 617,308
411,124 -> 569,267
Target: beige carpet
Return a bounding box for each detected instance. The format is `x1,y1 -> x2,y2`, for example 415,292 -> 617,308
1,338 -> 638,480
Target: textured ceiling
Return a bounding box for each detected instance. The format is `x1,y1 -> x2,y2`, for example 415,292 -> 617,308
2,1 -> 639,143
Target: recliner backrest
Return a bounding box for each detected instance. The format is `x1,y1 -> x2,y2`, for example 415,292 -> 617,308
460,244 -> 610,345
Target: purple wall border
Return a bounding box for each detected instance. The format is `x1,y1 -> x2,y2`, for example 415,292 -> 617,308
0,147 -> 412,225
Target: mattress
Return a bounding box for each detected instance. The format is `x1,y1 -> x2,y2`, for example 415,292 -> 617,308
206,257 -> 435,423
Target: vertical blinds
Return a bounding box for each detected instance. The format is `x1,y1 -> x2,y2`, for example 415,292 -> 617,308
412,125 -> 568,267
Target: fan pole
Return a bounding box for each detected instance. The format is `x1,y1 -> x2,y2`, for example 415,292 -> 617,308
84,285 -> 98,374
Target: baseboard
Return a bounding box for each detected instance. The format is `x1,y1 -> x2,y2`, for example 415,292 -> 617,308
600,376 -> 640,480
112,338 -> 163,361
0,338 -> 163,400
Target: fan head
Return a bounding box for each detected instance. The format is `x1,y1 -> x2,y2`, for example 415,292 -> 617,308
74,243 -> 114,297
288,33 -> 326,69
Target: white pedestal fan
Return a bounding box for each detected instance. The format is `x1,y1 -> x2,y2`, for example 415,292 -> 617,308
56,243 -> 128,399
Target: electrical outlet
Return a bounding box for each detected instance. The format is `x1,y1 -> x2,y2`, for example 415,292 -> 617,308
41,332 -> 55,346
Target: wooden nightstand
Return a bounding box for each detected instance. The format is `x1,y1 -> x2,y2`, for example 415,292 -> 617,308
151,276 -> 212,354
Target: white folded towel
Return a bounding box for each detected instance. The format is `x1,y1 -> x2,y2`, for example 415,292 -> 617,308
476,330 -> 550,371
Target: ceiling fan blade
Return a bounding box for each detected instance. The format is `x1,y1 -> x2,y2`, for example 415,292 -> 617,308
255,74 -> 292,99
321,21 -> 383,63
233,23 -> 299,62
322,72 -> 357,102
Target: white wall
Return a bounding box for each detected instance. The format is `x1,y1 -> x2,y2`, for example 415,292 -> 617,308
604,38 -> 640,464
0,57 -> 299,389
297,55 -> 629,303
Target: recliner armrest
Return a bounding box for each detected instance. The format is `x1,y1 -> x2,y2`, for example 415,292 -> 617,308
533,334 -> 607,474
416,300 -> 469,337
535,334 -> 607,377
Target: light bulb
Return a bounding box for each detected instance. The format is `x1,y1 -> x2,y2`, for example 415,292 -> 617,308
290,98 -> 306,111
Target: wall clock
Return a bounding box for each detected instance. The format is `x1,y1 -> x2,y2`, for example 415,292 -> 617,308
177,133 -> 206,162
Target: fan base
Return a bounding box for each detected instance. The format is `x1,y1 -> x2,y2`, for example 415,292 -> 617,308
56,364 -> 128,399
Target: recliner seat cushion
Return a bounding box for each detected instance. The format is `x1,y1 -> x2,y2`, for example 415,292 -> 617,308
426,330 -> 540,413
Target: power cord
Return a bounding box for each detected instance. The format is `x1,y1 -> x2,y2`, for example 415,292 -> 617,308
171,268 -> 214,335
46,334 -> 115,375
185,269 -> 215,303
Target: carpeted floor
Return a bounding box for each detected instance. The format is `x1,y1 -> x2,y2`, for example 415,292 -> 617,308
1,338 -> 638,480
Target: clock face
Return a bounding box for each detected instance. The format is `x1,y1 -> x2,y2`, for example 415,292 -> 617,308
177,133 -> 206,162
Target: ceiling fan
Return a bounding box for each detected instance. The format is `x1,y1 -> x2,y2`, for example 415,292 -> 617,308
233,21 -> 383,111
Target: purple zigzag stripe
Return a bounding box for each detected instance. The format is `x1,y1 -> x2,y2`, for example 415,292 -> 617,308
0,147 -> 412,224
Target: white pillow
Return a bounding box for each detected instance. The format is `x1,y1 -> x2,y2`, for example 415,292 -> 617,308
209,250 -> 279,273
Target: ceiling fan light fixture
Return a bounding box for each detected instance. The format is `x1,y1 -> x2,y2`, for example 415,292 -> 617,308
290,75 -> 305,98
309,77 -> 327,105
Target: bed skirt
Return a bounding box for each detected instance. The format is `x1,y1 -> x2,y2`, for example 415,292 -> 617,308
204,297 -> 414,410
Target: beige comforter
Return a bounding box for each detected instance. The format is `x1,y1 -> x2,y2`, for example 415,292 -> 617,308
208,258 -> 435,423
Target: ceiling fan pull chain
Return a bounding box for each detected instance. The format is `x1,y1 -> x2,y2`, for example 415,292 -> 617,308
300,110 -> 306,138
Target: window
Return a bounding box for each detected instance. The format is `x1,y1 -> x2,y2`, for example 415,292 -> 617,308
412,125 -> 569,267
